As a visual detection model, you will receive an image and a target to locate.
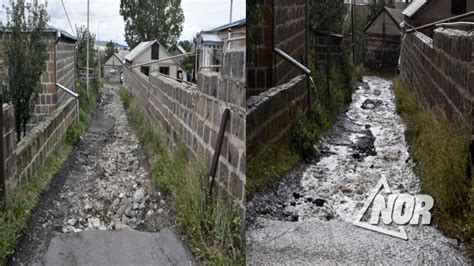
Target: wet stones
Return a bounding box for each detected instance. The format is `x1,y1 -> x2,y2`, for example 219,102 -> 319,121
351,129 -> 377,159
361,99 -> 383,110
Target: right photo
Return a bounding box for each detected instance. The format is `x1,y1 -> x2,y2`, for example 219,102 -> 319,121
246,0 -> 473,264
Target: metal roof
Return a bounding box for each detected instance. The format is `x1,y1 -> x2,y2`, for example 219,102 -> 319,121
200,33 -> 223,44
402,0 -> 428,18
208,18 -> 246,32
125,40 -> 156,62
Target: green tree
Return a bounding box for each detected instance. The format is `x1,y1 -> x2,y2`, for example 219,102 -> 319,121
105,40 -> 118,60
2,0 -> 49,140
178,40 -> 192,52
120,0 -> 184,49
309,0 -> 346,34
75,25 -> 97,70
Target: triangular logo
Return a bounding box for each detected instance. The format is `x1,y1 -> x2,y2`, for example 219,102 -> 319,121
352,176 -> 408,240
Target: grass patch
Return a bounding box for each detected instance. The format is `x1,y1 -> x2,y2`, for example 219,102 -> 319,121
118,87 -> 244,264
247,54 -> 357,196
393,77 -> 473,250
0,81 -> 101,264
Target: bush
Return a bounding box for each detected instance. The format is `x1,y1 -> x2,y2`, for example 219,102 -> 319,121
291,116 -> 318,159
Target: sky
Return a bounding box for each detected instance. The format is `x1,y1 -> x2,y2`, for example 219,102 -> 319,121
0,0 -> 246,46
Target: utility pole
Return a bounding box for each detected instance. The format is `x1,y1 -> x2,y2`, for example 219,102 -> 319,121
351,0 -> 356,63
86,0 -> 90,98
98,21 -> 103,82
230,0 -> 233,23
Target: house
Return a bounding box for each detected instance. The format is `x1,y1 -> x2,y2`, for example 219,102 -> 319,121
364,7 -> 404,70
125,40 -> 188,81
104,49 -> 129,83
196,18 -> 246,72
403,0 -> 474,35
1,27 -> 77,127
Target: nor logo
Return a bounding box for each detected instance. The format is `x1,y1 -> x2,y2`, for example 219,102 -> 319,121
353,176 -> 434,240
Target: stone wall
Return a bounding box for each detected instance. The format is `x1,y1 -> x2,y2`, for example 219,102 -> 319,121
247,74 -> 309,157
246,0 -> 308,97
3,98 -> 78,196
123,49 -> 246,209
400,28 -> 473,137
365,33 -> 401,70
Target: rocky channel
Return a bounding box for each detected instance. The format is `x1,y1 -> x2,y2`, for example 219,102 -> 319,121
10,84 -> 173,265
246,77 -> 472,264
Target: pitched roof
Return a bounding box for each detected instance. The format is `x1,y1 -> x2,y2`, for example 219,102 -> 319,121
364,6 -> 405,32
402,0 -> 428,18
208,18 -> 246,32
385,7 -> 404,25
125,41 -> 155,61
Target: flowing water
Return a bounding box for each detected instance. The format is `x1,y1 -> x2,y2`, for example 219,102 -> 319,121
246,76 -> 472,264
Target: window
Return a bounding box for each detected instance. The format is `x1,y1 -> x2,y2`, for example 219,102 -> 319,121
159,67 -> 170,76
452,0 -> 466,15
140,66 -> 150,76
151,43 -> 159,60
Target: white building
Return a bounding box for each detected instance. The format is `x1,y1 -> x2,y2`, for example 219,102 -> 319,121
125,40 -> 188,81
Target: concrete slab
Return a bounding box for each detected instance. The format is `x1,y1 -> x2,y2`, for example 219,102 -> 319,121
35,229 -> 194,266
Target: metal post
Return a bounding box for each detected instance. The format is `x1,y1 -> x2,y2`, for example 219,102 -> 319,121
86,0 -> 90,98
0,94 -> 4,201
207,108 -> 230,200
98,21 -> 103,82
351,0 -> 356,63
230,0 -> 233,23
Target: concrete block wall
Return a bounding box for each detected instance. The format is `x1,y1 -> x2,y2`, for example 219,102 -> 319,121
246,0 -> 308,97
313,32 -> 344,69
124,49 -> 246,209
30,37 -> 76,128
365,33 -> 400,70
400,28 -> 473,136
3,98 -> 77,196
247,74 -> 308,158
273,0 -> 308,86
56,41 -> 76,106
246,0 -> 274,97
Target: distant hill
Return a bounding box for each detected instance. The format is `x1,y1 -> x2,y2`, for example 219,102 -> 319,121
95,40 -> 128,49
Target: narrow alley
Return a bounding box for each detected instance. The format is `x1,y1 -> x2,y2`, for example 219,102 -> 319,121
9,85 -> 193,265
246,77 -> 472,264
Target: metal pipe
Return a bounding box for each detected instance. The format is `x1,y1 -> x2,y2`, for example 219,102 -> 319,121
207,108 -> 230,199
274,48 -> 311,76
406,11 -> 474,33
435,22 -> 474,27
57,83 -> 80,123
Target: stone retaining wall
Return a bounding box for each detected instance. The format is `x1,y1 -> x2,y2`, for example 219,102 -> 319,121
123,49 -> 246,209
400,28 -> 473,137
3,98 -> 78,197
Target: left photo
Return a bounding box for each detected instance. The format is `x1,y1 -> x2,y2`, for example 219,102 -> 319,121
0,0 -> 246,264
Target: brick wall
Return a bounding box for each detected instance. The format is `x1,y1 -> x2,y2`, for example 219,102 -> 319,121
247,74 -> 309,157
400,28 -> 473,138
365,33 -> 400,70
246,0 -> 308,97
3,98 -> 78,197
123,49 -> 246,209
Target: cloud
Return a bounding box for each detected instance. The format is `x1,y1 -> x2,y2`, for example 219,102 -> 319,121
25,0 -> 245,46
